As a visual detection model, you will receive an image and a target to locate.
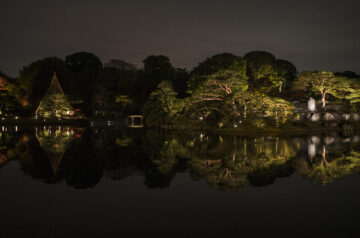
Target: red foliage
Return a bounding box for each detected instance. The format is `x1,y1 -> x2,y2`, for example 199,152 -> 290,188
0,77 -> 7,91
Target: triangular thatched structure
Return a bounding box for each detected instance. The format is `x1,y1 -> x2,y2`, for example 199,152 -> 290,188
35,73 -> 74,118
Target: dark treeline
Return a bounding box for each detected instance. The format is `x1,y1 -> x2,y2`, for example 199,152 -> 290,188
1,51 -> 360,129
0,52 -> 190,118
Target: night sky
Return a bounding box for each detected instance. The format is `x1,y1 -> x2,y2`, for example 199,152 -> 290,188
1,0 -> 359,76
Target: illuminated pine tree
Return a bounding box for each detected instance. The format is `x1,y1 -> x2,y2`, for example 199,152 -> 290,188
35,73 -> 74,118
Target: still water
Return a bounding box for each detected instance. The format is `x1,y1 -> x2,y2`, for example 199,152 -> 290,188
0,126 -> 359,238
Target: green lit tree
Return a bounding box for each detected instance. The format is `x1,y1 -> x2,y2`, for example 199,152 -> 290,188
35,73 -> 74,118
261,97 -> 295,127
244,51 -> 297,93
15,57 -> 68,110
142,80 -> 184,127
295,71 -> 339,108
187,54 -> 249,126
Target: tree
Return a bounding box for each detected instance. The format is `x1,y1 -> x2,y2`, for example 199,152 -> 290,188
35,73 -> 74,118
295,71 -> 339,108
187,54 -> 249,126
0,75 -> 19,115
135,55 -> 176,109
261,97 -> 295,127
15,57 -> 68,111
244,51 -> 297,93
324,76 -> 360,112
65,52 -> 103,114
114,95 -> 133,115
104,59 -> 137,71
244,51 -> 277,92
142,55 -> 175,89
0,76 -> 7,91
189,53 -> 241,90
275,59 -> 297,92
173,68 -> 189,98
335,71 -> 360,79
65,52 -> 102,73
142,81 -> 183,127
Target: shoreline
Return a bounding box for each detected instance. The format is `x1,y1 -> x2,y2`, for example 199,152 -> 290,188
1,118 -> 360,136
0,118 -> 90,126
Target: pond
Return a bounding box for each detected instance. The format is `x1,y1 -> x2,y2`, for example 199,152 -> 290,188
0,126 -> 359,237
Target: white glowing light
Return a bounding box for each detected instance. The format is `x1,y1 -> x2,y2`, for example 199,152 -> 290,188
308,97 -> 316,112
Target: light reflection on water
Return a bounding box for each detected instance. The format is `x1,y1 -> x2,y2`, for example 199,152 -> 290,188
0,126 -> 360,237
0,126 -> 359,189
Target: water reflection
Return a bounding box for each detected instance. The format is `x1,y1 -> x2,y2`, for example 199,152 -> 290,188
35,126 -> 77,174
1,127 -> 359,190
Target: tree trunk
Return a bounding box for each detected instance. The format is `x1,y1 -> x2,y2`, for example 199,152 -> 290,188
321,145 -> 328,167
321,93 -> 326,108
279,82 -> 282,93
243,104 -> 247,120
244,138 -> 247,160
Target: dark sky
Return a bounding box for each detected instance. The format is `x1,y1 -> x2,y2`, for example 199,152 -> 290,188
1,0 -> 359,77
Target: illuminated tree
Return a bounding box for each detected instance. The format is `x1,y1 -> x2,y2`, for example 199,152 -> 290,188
244,51 -> 297,93
16,57 -> 68,110
142,80 -> 184,127
189,53 -> 244,90
0,76 -> 7,91
0,74 -> 20,115
295,71 -> 338,108
261,97 -> 295,127
35,73 -> 74,118
187,54 -> 249,126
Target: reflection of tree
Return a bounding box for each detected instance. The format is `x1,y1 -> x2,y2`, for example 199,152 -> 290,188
7,128 -> 360,190
0,131 -> 22,167
91,128 -> 140,181
15,134 -> 56,181
140,132 -> 299,190
14,128 -> 104,189
295,145 -> 360,185
141,130 -> 189,188
36,127 -> 75,174
188,136 -> 296,191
